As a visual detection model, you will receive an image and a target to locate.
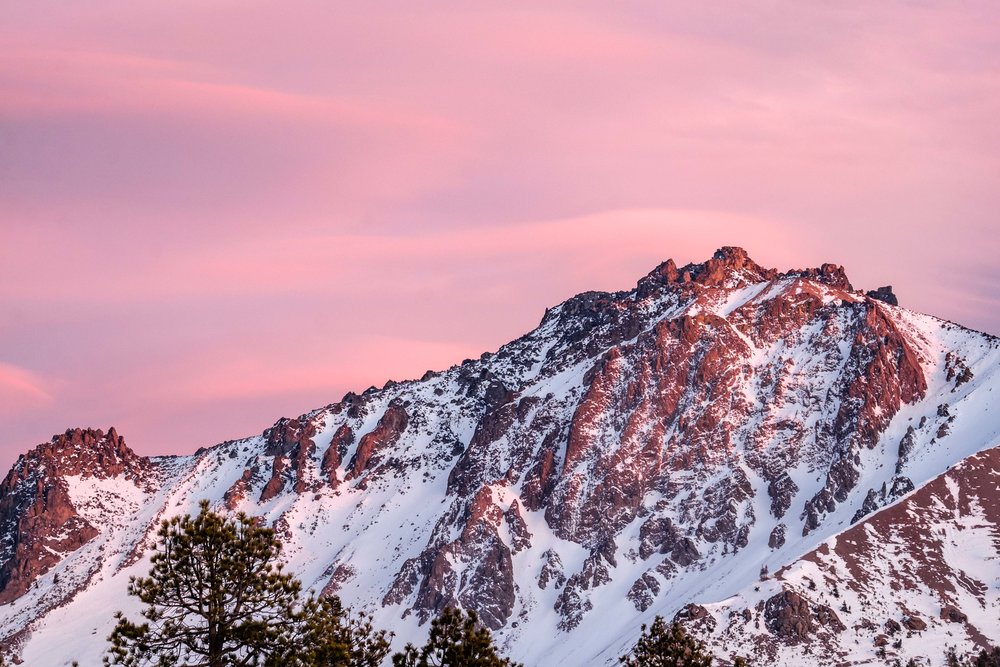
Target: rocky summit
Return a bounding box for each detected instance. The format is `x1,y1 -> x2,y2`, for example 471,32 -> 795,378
2,247 -> 999,665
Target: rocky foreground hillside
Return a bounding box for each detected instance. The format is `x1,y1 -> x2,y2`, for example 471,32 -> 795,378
1,247 -> 998,665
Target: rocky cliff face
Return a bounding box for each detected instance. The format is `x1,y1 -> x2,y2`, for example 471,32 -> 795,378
2,247 -> 999,666
0,428 -> 150,604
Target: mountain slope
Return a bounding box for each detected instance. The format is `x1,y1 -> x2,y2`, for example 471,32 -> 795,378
687,440 -> 1000,665
1,247 -> 998,666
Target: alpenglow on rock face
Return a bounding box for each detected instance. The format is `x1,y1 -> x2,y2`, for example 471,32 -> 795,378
2,247 -> 999,666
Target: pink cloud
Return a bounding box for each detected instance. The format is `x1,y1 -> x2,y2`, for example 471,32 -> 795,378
0,209 -> 794,304
0,47 -> 461,134
1,1 -> 999,469
0,362 -> 55,416
141,335 -> 484,406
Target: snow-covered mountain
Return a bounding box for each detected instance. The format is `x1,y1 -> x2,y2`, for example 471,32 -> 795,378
2,247 -> 998,666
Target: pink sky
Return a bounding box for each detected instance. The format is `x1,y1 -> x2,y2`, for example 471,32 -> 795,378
2,2 -> 999,469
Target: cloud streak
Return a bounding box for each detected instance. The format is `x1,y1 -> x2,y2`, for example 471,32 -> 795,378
0,362 -> 55,416
1,1 -> 998,467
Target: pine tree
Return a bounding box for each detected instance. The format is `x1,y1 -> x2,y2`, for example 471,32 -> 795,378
104,500 -> 390,667
975,646 -> 1000,667
392,607 -> 522,667
619,617 -> 713,667
292,596 -> 391,667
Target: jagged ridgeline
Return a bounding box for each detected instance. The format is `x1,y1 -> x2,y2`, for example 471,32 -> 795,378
2,247 -> 999,666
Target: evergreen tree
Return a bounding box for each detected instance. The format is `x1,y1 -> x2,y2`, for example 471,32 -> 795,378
975,646 -> 1000,667
392,607 -> 522,667
105,500 -> 389,667
619,617 -> 713,667
291,596 -> 391,667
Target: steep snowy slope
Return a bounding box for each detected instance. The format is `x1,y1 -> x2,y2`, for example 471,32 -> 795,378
1,247 -> 998,666
686,440 -> 1000,666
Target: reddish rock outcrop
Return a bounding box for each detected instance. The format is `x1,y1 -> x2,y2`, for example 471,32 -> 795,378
0,428 -> 148,603
505,500 -> 532,554
627,573 -> 661,612
320,563 -> 357,597
321,424 -> 354,487
764,590 -> 845,643
940,605 -> 968,624
636,246 -> 778,297
347,402 -> 409,480
259,417 -> 319,501
537,549 -> 567,591
673,604 -> 718,635
520,430 -> 559,511
447,402 -> 519,497
555,549 -> 613,630
386,485 -> 518,630
866,285 -> 898,306
223,468 -> 255,510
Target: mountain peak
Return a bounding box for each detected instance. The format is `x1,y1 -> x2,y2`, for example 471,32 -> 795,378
710,244 -> 752,265
12,427 -> 143,481
4,249 -> 999,666
637,247 -> 854,298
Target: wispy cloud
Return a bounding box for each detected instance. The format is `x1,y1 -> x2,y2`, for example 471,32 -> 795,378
0,362 -> 55,416
0,47 -> 459,134
1,1 -> 998,467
